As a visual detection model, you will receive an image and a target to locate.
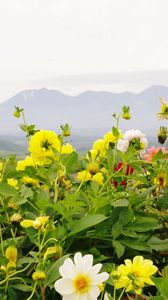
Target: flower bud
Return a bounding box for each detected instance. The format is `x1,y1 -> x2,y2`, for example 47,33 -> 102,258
10,213 -> 22,223
6,261 -> 16,270
32,270 -> 46,281
122,105 -> 131,120
44,245 -> 63,260
158,126 -> 168,144
5,246 -> 17,263
157,97 -> 168,120
60,123 -> 71,137
13,106 -> 23,118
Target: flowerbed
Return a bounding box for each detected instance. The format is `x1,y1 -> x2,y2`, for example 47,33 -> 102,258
0,100 -> 167,300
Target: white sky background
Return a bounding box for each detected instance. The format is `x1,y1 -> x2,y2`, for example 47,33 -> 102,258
0,0 -> 168,101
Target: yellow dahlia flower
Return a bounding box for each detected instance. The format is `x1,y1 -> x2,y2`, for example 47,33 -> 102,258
112,256 -> 158,295
91,172 -> 104,185
87,161 -> 99,175
154,171 -> 167,189
28,130 -> 61,159
103,131 -> 122,144
92,139 -> 107,158
7,178 -> 18,188
20,216 -> 49,230
16,156 -> 35,171
77,160 -> 104,186
21,176 -> 39,187
77,170 -> 92,182
61,143 -> 74,154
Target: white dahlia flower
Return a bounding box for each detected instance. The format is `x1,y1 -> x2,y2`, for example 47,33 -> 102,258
117,139 -> 129,152
124,129 -> 147,144
54,252 -> 109,300
117,129 -> 148,153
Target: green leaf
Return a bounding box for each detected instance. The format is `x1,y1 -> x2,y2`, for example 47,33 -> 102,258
36,195 -> 50,210
126,216 -> 161,232
112,207 -> 134,239
148,237 -> 168,251
0,183 -> 18,196
13,284 -> 32,292
19,186 -> 33,199
46,255 -> 70,287
62,151 -> 78,172
68,214 -> 108,237
137,186 -> 156,199
121,238 -> 152,252
112,199 -> 129,207
18,256 -> 38,264
122,229 -> 137,238
113,240 -> 125,258
19,124 -> 27,132
112,221 -> 123,239
147,297 -> 164,300
112,126 -> 120,137
153,276 -> 168,299
157,193 -> 168,209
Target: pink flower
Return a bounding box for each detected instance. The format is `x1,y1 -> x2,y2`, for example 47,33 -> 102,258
143,146 -> 168,162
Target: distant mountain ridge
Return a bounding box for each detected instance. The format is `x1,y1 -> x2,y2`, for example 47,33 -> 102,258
0,85 -> 167,136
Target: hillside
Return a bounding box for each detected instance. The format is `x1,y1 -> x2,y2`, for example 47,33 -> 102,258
0,85 -> 167,140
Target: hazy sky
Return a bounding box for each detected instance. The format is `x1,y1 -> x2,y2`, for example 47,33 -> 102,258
1,0 -> 168,101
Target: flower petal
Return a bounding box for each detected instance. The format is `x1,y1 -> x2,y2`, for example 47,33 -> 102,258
88,263 -> 102,276
81,254 -> 93,271
88,285 -> 100,297
76,294 -> 88,300
74,252 -> 83,270
92,272 -> 109,284
54,278 -> 75,295
59,258 -> 77,278
74,252 -> 93,273
63,293 -> 79,300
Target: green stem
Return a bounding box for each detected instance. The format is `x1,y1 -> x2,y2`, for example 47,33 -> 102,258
98,165 -> 124,194
5,278 -> 8,294
75,180 -> 84,194
27,199 -> 40,213
21,111 -> 30,142
0,263 -> 32,285
111,114 -> 121,172
41,237 -> 58,250
1,157 -> 10,180
41,284 -> 46,300
113,287 -> 116,300
54,177 -> 59,203
118,288 -> 125,300
0,222 -> 4,256
26,281 -> 37,300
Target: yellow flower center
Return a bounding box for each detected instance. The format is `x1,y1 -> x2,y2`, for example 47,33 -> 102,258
87,162 -> 99,175
41,140 -> 52,150
133,270 -> 140,277
74,274 -> 91,293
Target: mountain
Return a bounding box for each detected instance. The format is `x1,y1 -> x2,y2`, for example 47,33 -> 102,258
0,85 -> 167,138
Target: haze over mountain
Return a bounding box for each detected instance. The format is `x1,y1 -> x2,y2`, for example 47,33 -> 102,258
0,85 -> 167,138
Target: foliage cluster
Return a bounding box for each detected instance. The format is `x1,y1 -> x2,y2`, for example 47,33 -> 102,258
0,101 -> 167,300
